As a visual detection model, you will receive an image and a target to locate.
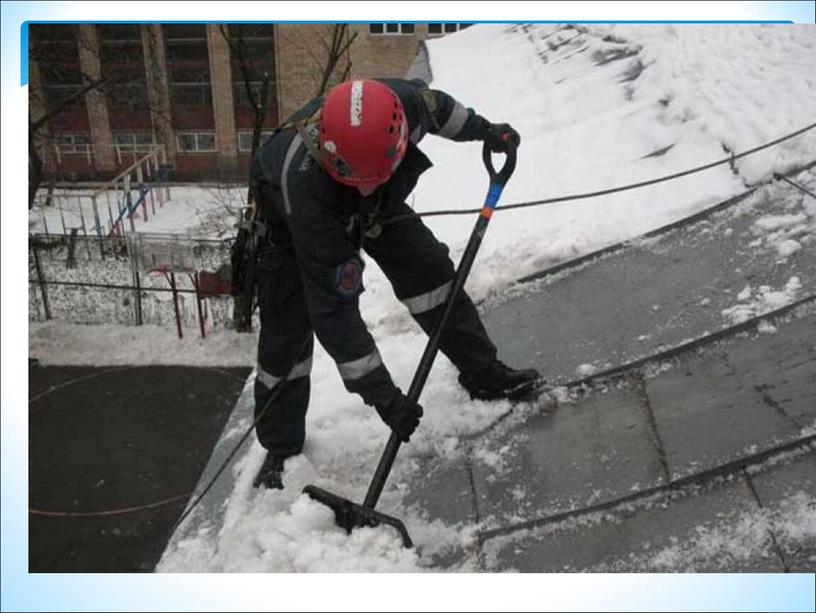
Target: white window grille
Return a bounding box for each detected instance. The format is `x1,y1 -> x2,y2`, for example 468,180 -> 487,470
176,131 -> 217,153
238,130 -> 276,152
114,132 -> 155,148
54,133 -> 92,154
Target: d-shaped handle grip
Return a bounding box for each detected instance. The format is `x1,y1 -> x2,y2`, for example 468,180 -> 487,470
482,139 -> 518,186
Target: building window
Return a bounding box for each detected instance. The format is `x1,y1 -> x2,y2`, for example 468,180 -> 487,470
428,23 -> 473,36
226,24 -> 277,113
237,130 -> 276,152
31,24 -> 85,110
176,131 -> 216,153
54,133 -> 92,154
113,132 -> 156,150
164,24 -> 213,107
114,132 -> 155,146
98,25 -> 149,112
369,23 -> 416,36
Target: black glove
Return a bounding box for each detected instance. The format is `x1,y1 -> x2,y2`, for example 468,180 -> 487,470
375,389 -> 423,443
484,123 -> 521,153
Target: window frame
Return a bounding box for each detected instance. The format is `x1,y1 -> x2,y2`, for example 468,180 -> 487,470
175,130 -> 217,153
237,130 -> 276,153
427,23 -> 473,37
113,132 -> 157,151
369,23 -> 416,36
54,133 -> 92,154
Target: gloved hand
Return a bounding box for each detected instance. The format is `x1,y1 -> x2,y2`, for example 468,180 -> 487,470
484,123 -> 521,153
375,389 -> 423,443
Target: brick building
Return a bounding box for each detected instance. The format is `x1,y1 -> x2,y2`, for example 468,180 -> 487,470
29,22 -> 472,182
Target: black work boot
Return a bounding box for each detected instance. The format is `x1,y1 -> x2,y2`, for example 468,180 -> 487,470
459,361 -> 542,402
253,453 -> 286,490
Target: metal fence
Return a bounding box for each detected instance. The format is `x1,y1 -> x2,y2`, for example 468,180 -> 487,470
29,232 -> 238,338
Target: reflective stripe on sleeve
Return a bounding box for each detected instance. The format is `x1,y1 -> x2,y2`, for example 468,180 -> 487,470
437,101 -> 468,139
281,133 -> 303,215
337,349 -> 383,381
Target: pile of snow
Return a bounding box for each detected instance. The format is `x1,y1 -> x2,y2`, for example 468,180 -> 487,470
720,276 -> 802,325
159,328 -> 514,572
750,210 -> 815,260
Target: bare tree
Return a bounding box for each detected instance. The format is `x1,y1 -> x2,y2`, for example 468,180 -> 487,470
219,23 -> 358,332
28,25 -> 111,208
218,24 -> 274,202
277,23 -> 357,104
218,23 -> 359,193
28,24 -> 172,209
29,75 -> 109,207
313,24 -> 357,98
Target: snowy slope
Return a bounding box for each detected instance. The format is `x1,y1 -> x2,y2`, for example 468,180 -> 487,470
370,23 -> 816,320
155,24 -> 816,572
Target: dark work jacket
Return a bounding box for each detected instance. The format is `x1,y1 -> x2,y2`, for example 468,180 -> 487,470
251,78 -> 492,407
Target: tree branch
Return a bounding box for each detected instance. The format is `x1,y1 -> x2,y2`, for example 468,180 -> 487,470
31,75 -> 111,134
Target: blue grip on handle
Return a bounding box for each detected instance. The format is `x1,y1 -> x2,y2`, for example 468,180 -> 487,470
485,184 -> 503,209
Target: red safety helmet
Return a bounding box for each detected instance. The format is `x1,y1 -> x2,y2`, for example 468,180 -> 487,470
318,79 -> 408,190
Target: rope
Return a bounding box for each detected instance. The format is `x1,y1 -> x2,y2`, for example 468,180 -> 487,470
29,494 -> 189,518
382,121 -> 816,226
477,434 -> 816,543
774,173 -> 816,200
167,335 -> 313,537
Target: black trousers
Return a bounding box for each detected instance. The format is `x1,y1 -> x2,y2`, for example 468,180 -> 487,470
253,202 -> 498,456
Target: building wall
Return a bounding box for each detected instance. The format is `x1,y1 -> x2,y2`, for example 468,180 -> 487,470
348,24 -> 428,80
273,23 -> 353,121
32,22 -> 456,183
207,24 -> 238,174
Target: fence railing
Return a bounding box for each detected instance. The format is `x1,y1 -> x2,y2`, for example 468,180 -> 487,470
33,150 -> 172,239
29,232 -> 238,338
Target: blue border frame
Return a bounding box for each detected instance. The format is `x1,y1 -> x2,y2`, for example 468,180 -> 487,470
20,19 -> 794,86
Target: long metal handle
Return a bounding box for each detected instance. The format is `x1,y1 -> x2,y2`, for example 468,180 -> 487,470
362,142 -> 517,510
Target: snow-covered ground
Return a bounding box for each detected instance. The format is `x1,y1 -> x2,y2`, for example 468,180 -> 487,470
29,23 -> 816,572
29,184 -> 244,239
29,322 -> 257,367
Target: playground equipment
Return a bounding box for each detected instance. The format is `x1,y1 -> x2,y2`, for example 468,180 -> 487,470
36,147 -> 171,241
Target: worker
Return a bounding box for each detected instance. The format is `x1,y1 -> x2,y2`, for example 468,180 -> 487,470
248,78 -> 540,489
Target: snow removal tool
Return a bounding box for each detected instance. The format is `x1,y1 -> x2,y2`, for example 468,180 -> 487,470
304,140 -> 518,548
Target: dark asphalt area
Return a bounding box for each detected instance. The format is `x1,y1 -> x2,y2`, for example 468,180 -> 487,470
28,363 -> 251,572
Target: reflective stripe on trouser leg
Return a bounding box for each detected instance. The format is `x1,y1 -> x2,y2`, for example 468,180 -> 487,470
254,375 -> 310,456
362,202 -> 498,375
401,280 -> 453,315
256,356 -> 313,389
410,289 -> 497,374
254,252 -> 313,456
254,337 -> 313,456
